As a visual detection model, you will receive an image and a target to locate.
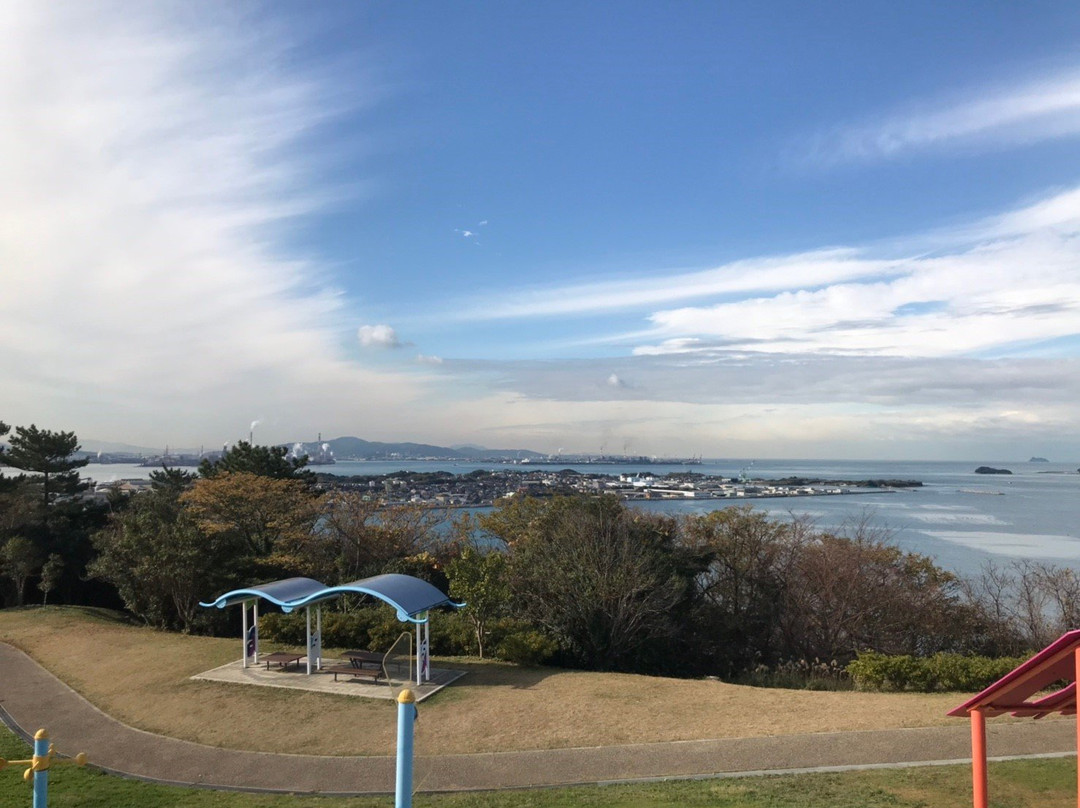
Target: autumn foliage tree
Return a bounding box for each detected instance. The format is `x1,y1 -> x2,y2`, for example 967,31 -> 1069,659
778,529 -> 963,661
321,491 -> 443,582
180,472 -> 324,579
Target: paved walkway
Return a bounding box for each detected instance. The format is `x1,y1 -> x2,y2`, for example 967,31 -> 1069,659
0,643 -> 1075,795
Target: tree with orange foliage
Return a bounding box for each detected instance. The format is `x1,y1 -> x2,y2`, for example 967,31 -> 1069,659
180,471 -> 327,579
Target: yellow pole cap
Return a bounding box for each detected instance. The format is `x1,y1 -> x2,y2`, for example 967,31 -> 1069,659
397,689 -> 416,704
33,729 -> 48,741
74,753 -> 88,767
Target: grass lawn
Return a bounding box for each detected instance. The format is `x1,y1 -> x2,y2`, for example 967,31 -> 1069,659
0,728 -> 1076,807
1,607 -> 966,756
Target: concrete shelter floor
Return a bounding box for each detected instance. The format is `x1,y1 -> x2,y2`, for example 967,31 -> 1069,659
191,656 -> 466,702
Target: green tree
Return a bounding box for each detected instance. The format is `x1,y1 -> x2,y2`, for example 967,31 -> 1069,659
0,421 -> 10,492
90,478 -> 226,630
198,441 -> 315,484
682,506 -> 804,673
447,538 -> 509,658
487,496 -> 701,672
0,424 -> 88,509
37,553 -> 64,605
1,537 -> 42,606
149,466 -> 198,494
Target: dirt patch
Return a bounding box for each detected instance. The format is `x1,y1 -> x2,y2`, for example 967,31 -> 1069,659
1,607 -> 974,756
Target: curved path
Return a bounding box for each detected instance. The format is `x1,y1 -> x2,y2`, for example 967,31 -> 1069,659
0,643 -> 1075,795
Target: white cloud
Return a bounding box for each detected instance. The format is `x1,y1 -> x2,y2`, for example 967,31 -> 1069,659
637,219 -> 1080,358
439,185 -> 1080,362
454,249 -> 895,320
0,1 -> 433,445
416,354 -> 443,365
803,68 -> 1080,163
358,324 -> 403,348
426,182 -> 1080,457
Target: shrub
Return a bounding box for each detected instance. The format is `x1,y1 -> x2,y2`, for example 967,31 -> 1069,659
257,608 -> 392,650
496,628 -> 559,666
737,658 -> 852,690
258,611 -> 305,645
848,651 -> 1028,692
427,609 -> 474,656
259,606 -> 477,657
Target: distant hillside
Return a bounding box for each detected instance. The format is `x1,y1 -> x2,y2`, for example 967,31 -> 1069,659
325,436 -> 544,461
77,439 -> 162,455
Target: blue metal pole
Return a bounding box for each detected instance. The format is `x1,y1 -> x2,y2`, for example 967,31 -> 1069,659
31,729 -> 48,808
395,689 -> 416,808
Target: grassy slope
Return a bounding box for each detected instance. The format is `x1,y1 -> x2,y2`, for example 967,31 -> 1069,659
1,607 -> 964,756
0,728 -> 1075,807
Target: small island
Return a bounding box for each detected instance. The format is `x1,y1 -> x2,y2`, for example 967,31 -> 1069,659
1029,456 -> 1049,463
975,466 -> 1012,475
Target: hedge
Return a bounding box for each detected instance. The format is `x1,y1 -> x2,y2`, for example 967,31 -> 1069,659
258,608 -> 557,666
847,651 -> 1030,692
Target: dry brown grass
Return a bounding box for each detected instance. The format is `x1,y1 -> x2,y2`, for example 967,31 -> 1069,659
1,606 -> 969,757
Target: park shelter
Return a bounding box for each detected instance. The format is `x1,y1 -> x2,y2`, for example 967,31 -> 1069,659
948,629 -> 1080,808
200,574 -> 463,684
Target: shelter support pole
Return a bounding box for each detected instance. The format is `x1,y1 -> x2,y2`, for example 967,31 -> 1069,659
1075,648 -> 1080,808
305,606 -> 312,675
316,605 -> 322,671
241,600 -> 249,669
423,620 -> 430,683
395,689 -> 416,808
970,708 -> 988,808
253,600 -> 259,664
415,622 -> 421,686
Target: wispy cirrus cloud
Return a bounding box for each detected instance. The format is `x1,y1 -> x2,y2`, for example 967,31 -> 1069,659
636,189 -> 1080,358
801,68 -> 1080,164
454,249 -> 897,321
0,1 -> 434,445
442,184 -> 1080,362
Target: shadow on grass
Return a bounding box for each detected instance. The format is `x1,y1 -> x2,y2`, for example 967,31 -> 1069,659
437,660 -> 561,690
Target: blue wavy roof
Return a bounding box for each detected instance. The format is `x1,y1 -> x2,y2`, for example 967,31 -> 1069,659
200,573 -> 463,623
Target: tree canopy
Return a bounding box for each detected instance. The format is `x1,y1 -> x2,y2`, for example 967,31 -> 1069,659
198,441 -> 315,483
180,472 -> 324,579
0,424 -> 88,508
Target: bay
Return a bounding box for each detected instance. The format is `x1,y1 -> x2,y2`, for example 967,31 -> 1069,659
75,458 -> 1080,577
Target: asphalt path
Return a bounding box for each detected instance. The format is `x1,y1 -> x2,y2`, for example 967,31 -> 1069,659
0,643 -> 1075,795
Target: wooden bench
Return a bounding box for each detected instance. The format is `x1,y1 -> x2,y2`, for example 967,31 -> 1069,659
322,662 -> 381,683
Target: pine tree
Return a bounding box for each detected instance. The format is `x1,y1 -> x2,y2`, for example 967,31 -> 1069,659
0,424 -> 89,509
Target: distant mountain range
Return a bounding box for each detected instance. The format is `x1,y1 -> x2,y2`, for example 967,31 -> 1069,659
76,436 -> 546,461
321,436 -> 545,461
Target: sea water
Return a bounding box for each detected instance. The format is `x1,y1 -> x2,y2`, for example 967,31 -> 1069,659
76,458 -> 1080,577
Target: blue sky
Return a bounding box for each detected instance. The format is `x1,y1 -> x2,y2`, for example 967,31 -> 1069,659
3,0 -> 1080,459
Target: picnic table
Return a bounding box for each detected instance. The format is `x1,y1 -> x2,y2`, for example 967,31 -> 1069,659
323,652 -> 383,683
342,650 -> 383,669
261,652 -> 303,671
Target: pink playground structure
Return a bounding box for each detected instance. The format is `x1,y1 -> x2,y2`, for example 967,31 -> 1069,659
949,629 -> 1080,808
